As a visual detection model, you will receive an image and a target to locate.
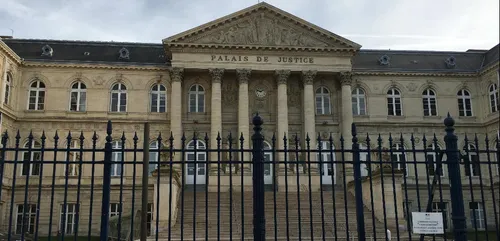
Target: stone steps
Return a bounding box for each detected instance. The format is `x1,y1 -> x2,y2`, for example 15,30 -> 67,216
159,190 -> 405,240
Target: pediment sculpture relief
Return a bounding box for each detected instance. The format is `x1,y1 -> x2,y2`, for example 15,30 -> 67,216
195,12 -> 330,47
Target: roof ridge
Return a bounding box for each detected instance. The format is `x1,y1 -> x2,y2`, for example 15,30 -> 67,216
2,38 -> 164,47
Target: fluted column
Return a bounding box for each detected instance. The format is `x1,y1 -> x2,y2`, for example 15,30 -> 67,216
237,69 -> 251,171
276,70 -> 291,168
209,68 -> 224,172
340,72 -> 354,179
302,70 -> 317,164
169,67 -> 183,155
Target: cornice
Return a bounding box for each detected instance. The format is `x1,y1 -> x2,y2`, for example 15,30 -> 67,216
166,43 -> 357,53
353,71 -> 478,77
479,62 -> 499,76
22,61 -> 169,71
0,40 -> 22,64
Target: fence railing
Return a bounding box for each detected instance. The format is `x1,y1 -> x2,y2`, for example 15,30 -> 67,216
0,114 -> 498,241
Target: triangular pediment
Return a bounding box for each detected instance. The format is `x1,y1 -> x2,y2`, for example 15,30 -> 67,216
163,2 -> 361,51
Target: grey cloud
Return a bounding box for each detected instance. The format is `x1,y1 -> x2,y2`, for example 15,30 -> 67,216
0,0 -> 498,50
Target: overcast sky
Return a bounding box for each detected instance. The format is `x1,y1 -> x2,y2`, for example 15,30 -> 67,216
1,0 -> 498,51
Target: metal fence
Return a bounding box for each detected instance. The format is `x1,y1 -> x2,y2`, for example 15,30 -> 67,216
0,114 -> 499,241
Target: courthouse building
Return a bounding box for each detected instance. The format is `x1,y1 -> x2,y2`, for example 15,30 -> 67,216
0,2 -> 499,238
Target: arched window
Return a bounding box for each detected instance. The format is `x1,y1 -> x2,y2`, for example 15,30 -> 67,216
28,80 -> 46,110
387,88 -> 402,116
70,82 -> 86,112
188,85 -> 205,113
110,83 -> 127,112
111,141 -> 123,176
21,141 -> 41,176
426,143 -> 444,176
149,141 -> 160,176
4,72 -> 12,105
422,89 -> 437,116
489,83 -> 499,113
457,89 -> 472,116
150,84 -> 167,113
315,87 -> 331,115
463,144 -> 479,177
66,140 -> 82,176
391,143 -> 407,175
352,88 -> 366,115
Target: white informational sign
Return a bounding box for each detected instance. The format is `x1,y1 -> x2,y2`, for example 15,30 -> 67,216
412,212 -> 444,234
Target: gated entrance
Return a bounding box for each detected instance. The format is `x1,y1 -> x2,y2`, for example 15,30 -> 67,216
0,114 -> 498,241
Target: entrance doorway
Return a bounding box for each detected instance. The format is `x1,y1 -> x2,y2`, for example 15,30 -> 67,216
185,140 -> 207,185
317,141 -> 336,185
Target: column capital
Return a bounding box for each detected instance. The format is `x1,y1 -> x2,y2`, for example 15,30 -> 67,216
340,72 -> 353,86
301,70 -> 317,85
169,67 -> 184,83
209,68 -> 225,83
236,69 -> 252,84
275,69 -> 291,85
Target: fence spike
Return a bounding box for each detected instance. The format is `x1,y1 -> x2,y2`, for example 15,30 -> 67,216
181,132 -> 186,142
464,134 -> 469,147
399,133 -> 404,145
107,120 -> 112,135
228,132 -> 233,143
157,132 -> 163,142
28,130 -> 34,140
377,134 -> 382,147
316,132 -> 321,143
41,131 -> 46,141
133,132 -> 138,143
204,133 -> 209,145
305,133 -> 310,143
239,132 -> 244,142
351,123 -> 357,137
169,131 -> 174,142
432,134 -> 439,146
121,131 -> 126,141
92,131 -> 98,143
388,133 -> 393,144
54,130 -> 59,144
80,131 -> 85,143
1,131 -> 8,145
294,133 -> 300,148
365,133 -> 371,145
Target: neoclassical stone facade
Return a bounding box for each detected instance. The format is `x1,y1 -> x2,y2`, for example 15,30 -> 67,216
0,2 -> 498,237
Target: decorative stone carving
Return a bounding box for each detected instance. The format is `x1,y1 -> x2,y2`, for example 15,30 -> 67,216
406,82 -> 418,92
301,70 -> 317,85
170,67 -> 184,83
275,70 -> 291,85
236,69 -> 251,84
93,76 -> 105,86
195,12 -> 329,47
339,72 -> 352,86
75,72 -> 82,80
222,80 -> 238,107
115,73 -> 123,82
287,79 -> 301,108
209,68 -> 224,83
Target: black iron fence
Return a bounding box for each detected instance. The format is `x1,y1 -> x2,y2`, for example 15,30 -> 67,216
0,114 -> 498,241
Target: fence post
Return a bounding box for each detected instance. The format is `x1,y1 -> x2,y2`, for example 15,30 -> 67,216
252,114 -> 266,241
352,123 -> 366,240
141,122 -> 150,241
100,120 -> 113,241
444,114 -> 467,241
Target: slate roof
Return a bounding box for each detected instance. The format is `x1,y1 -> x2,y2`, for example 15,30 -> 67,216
2,39 -> 168,65
1,38 -> 498,73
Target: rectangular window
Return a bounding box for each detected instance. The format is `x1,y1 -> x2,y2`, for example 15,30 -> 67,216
111,151 -> 122,177
459,99 -> 472,116
423,98 -> 437,116
464,154 -> 480,177
189,93 -> 197,112
390,152 -> 407,175
16,204 -> 37,234
469,202 -> 485,229
387,98 -> 402,116
110,203 -> 122,217
432,202 -> 449,230
60,203 -> 78,234
197,93 -> 204,112
22,152 -> 41,176
37,91 -> 45,110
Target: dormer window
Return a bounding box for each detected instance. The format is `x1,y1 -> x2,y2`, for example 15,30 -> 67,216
445,56 -> 456,69
41,45 -> 53,57
118,47 -> 130,60
378,55 -> 390,66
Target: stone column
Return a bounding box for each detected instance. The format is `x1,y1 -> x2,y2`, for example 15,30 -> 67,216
209,68 -> 224,172
237,69 -> 251,171
340,72 -> 354,180
276,70 -> 291,169
302,70 -> 317,154
169,67 -> 183,161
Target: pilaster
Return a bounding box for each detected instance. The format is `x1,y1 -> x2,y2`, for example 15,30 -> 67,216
340,72 -> 354,179
169,67 -> 183,158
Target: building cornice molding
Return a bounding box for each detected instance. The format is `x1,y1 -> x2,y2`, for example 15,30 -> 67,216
22,60 -> 169,71
0,40 -> 22,64
353,71 -> 477,77
479,62 -> 499,76
166,43 -> 357,54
